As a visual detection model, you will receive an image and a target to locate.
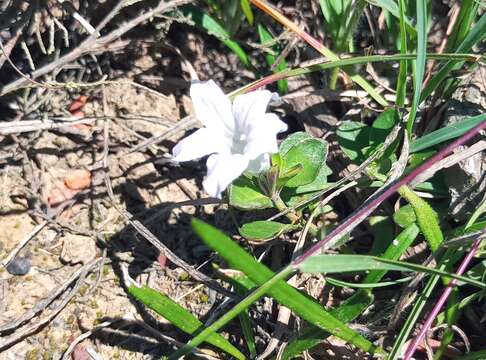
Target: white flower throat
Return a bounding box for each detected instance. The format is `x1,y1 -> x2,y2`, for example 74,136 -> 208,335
231,133 -> 248,154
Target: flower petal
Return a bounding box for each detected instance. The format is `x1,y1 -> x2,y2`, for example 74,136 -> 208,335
245,113 -> 288,159
203,153 -> 249,198
172,128 -> 225,162
232,90 -> 278,132
190,80 -> 234,134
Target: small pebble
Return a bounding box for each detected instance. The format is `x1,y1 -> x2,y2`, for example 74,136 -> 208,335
6,257 -> 31,276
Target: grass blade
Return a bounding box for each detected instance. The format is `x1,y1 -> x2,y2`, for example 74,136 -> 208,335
410,114 -> 486,153
230,52 -> 481,97
257,24 -> 289,93
405,0 -> 428,135
281,224 -> 419,359
297,255 -> 485,288
395,0 -> 408,107
188,218 -> 383,355
128,285 -> 246,359
366,0 -> 414,32
170,262 -> 294,359
250,0 -> 388,106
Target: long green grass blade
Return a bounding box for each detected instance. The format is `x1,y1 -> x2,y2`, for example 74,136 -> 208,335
188,219 -> 383,355
257,24 -> 288,93
366,0 -> 415,33
326,275 -> 413,288
387,248 -> 463,359
445,0 -> 479,53
219,272 -> 258,358
405,0 -> 428,135
240,0 -> 254,24
395,0 -> 408,107
298,255 -> 485,288
410,114 -> 486,152
170,263 -> 293,359
387,266 -> 442,360
230,52 -> 481,97
128,286 -> 246,359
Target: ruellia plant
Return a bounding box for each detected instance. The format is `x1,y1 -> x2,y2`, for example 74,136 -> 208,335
128,0 -> 486,359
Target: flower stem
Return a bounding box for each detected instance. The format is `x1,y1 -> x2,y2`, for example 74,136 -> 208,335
272,193 -> 319,236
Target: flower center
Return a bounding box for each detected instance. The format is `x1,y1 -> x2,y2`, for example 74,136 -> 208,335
231,133 -> 248,154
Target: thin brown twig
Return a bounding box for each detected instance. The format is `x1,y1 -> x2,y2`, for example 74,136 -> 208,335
61,319 -> 119,360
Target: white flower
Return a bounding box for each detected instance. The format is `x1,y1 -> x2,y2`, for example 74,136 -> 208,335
172,80 -> 287,198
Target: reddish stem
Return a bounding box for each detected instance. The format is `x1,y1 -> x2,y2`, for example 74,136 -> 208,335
403,235 -> 484,360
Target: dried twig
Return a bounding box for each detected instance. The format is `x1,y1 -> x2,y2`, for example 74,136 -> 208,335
126,115 -> 198,155
410,140 -> 486,187
61,319 -> 118,360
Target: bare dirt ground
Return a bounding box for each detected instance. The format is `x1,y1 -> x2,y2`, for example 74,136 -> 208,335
0,43 -> 242,358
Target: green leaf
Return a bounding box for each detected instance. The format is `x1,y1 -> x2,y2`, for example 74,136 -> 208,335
369,108 -> 399,147
410,114 -> 486,153
337,121 -> 371,162
180,5 -> 252,69
298,255 -> 486,288
395,0 -> 408,107
398,186 -> 444,251
278,164 -> 304,188
327,275 -> 413,288
217,272 -> 257,358
393,204 -> 417,228
388,248 -> 463,360
191,219 -> 383,355
281,138 -> 328,187
228,175 -> 273,210
239,220 -> 297,241
279,132 -> 312,155
240,0 -> 254,25
365,0 -> 415,34
369,216 -> 394,255
463,260 -> 486,286
293,164 -> 332,194
128,286 -> 245,360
